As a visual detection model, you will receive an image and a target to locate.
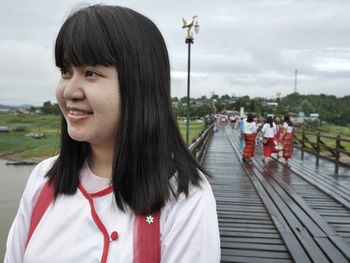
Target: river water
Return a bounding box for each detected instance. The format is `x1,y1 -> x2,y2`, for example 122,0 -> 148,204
0,159 -> 34,260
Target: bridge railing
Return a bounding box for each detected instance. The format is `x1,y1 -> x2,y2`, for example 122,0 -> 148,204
294,127 -> 350,173
189,124 -> 214,164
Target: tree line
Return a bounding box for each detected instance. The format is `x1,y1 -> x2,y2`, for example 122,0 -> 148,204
35,93 -> 350,125
172,93 -> 350,125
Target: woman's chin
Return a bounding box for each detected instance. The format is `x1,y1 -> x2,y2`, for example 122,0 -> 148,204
67,130 -> 88,142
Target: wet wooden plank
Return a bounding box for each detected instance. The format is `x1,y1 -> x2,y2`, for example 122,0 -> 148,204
221,248 -> 291,259
221,242 -> 288,251
221,255 -> 293,263
219,231 -> 281,238
204,131 -> 294,263
225,129 -> 350,262
315,237 -> 349,263
221,236 -> 285,245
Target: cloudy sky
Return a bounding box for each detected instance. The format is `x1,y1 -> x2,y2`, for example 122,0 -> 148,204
1,0 -> 350,106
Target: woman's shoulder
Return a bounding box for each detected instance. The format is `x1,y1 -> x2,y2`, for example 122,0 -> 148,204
23,156 -> 58,204
261,123 -> 268,130
160,170 -> 220,261
30,156 -> 57,182
33,155 -> 58,173
248,121 -> 256,126
160,170 -> 216,229
163,170 -> 215,214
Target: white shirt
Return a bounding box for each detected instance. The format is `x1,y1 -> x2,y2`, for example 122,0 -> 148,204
283,122 -> 293,133
5,157 -> 220,263
244,122 -> 257,134
80,162 -> 111,192
261,123 -> 276,138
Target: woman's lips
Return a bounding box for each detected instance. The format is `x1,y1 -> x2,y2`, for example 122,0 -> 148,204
67,109 -> 93,122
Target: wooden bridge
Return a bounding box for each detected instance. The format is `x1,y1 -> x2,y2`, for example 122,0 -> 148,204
198,126 -> 350,263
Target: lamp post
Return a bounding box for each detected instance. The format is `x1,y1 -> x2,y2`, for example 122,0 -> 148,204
182,16 -> 199,145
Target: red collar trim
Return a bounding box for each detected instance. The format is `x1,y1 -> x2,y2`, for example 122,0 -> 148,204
78,182 -> 110,263
78,180 -> 113,198
91,186 -> 113,197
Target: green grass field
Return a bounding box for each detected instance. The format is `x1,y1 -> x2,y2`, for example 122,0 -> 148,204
316,123 -> 350,138
0,113 -> 204,160
0,113 -> 61,160
177,120 -> 205,145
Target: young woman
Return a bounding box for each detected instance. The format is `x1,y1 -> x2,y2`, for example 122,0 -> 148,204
239,117 -> 244,138
280,114 -> 294,165
5,5 -> 220,263
261,116 -> 277,162
242,113 -> 257,162
272,116 -> 283,155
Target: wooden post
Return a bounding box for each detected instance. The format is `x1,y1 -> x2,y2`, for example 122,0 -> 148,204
335,135 -> 340,175
301,127 -> 305,160
316,132 -> 320,166
190,145 -> 197,159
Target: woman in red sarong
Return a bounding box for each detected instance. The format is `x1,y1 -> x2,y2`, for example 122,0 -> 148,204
242,113 -> 257,162
272,116 -> 283,155
280,115 -> 294,165
261,116 -> 276,162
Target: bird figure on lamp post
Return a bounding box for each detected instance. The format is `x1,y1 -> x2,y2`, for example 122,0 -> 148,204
182,16 -> 199,145
182,16 -> 199,44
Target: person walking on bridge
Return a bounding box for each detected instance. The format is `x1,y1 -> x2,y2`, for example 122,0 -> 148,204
280,114 -> 294,165
261,116 -> 277,162
272,116 -> 283,155
242,113 -> 257,162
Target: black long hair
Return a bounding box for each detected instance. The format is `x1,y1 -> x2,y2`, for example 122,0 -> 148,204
266,116 -> 273,127
47,5 -> 204,215
284,114 -> 293,127
246,113 -> 254,123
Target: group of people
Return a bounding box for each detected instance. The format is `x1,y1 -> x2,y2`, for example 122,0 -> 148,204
242,113 -> 294,165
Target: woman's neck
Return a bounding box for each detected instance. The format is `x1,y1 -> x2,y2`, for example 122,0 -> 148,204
88,144 -> 115,178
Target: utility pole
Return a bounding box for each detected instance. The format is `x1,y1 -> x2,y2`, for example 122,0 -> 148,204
294,69 -> 298,93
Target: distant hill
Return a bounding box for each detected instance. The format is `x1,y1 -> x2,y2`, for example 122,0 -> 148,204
0,104 -> 33,110
0,104 -> 15,109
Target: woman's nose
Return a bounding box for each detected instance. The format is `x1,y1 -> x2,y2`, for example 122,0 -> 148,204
62,74 -> 85,101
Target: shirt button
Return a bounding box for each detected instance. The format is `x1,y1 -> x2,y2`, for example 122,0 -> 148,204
111,231 -> 119,241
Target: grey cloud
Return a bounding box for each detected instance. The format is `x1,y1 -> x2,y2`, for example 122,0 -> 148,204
1,0 -> 350,105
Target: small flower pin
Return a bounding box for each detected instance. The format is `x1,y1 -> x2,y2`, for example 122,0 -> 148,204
146,215 -> 154,224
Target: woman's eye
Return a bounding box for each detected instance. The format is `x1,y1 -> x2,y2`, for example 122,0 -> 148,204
86,70 -> 99,78
60,69 -> 71,79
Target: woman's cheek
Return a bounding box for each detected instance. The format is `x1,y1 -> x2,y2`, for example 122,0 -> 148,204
55,85 -> 66,114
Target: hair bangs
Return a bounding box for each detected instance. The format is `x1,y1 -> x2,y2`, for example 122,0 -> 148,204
55,8 -> 116,69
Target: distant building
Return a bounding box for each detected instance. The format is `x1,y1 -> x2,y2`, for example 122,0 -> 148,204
266,102 -> 278,107
261,101 -> 278,107
0,127 -> 10,133
287,112 -> 298,117
291,116 -> 304,124
309,113 -> 319,120
222,99 -> 236,105
16,108 -> 29,114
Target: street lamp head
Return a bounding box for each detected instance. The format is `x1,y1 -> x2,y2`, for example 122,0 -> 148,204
182,15 -> 199,42
194,19 -> 200,34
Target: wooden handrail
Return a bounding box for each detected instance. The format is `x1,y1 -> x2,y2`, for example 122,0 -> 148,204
295,129 -> 350,142
189,124 -> 214,164
294,128 -> 350,174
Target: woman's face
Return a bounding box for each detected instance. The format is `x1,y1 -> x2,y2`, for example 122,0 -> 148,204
56,65 -> 121,149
